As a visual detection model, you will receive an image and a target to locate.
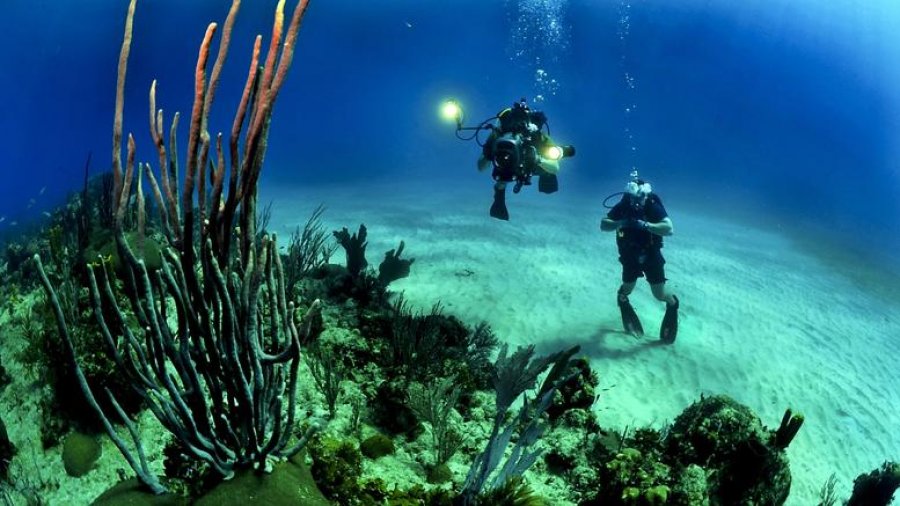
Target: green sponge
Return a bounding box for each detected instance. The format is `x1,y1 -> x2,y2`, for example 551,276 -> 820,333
63,432 -> 102,477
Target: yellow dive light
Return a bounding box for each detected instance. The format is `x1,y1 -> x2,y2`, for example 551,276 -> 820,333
545,145 -> 564,160
441,99 -> 463,125
544,144 -> 576,161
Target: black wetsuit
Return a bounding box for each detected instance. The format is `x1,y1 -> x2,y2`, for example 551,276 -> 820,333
606,193 -> 669,284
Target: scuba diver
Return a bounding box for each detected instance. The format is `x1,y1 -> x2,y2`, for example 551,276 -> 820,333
600,171 -> 679,343
443,98 -> 575,220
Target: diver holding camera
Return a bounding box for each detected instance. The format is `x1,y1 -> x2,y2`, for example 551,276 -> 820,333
443,98 -> 575,220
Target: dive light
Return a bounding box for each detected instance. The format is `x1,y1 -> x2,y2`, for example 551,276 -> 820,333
441,99 -> 463,129
544,145 -> 576,160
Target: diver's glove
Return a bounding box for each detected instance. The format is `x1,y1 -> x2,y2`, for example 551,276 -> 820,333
620,219 -> 649,231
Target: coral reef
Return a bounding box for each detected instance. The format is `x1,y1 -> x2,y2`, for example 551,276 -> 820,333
847,461 -> 900,506
573,394 -> 796,505
334,225 -> 414,285
334,225 -> 369,277
377,240 -> 415,286
665,395 -> 792,504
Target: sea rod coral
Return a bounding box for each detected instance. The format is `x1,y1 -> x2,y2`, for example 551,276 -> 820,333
35,0 -> 317,494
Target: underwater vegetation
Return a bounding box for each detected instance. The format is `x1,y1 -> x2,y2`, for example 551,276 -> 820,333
0,1 -> 899,505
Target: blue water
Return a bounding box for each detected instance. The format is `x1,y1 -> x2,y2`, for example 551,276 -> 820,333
1,1 -> 899,503
1,0 -> 899,257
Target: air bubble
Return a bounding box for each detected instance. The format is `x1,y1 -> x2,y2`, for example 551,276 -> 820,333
508,0 -> 570,98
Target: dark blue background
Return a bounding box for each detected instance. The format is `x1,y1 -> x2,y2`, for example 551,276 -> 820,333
1,0 -> 898,254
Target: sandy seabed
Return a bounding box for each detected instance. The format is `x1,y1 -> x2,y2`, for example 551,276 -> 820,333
265,178 -> 900,505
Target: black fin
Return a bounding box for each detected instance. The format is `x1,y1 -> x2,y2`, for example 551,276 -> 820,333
660,295 -> 679,344
538,173 -> 558,194
490,188 -> 509,220
618,295 -> 644,337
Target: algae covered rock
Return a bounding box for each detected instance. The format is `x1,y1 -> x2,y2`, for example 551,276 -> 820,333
594,446 -> 672,504
308,436 -> 364,503
62,431 -> 102,477
85,230 -> 165,274
671,464 -> 709,506
547,357 -> 599,422
360,433 -> 395,459
586,395 -> 792,505
644,485 -> 670,505
93,452 -> 329,506
665,394 -> 791,505
195,452 -> 331,506
92,478 -> 189,506
426,462 -> 452,484
847,461 -> 900,506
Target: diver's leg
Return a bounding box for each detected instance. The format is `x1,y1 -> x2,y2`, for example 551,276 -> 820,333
618,281 -> 637,299
650,283 -> 676,305
647,254 -> 678,343
617,259 -> 642,335
490,181 -> 509,220
657,287 -> 679,344
647,251 -> 676,305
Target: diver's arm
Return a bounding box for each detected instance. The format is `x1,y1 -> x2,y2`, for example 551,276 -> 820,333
478,130 -> 499,172
537,156 -> 560,175
536,133 -> 561,175
600,216 -> 673,235
600,218 -> 622,232
648,217 -> 673,236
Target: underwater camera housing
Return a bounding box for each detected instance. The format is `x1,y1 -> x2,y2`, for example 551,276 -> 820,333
491,134 -> 574,175
492,132 -> 534,173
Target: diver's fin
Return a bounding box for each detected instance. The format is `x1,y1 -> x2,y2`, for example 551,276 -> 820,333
660,295 -> 679,344
538,173 -> 558,194
490,188 -> 509,220
618,294 -> 644,337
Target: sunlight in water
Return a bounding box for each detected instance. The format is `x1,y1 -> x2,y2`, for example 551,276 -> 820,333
507,0 -> 569,101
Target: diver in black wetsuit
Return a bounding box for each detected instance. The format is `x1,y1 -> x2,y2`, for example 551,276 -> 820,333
443,97 -> 575,220
600,172 -> 680,343
476,99 -> 562,220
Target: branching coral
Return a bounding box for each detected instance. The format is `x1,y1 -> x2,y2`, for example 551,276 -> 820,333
36,0 -> 317,494
459,343 -> 580,504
